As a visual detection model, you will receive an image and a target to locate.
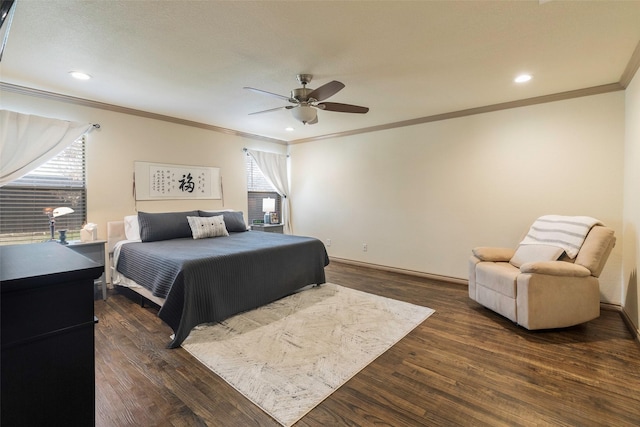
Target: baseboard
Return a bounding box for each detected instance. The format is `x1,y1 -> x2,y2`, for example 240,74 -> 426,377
600,302 -> 621,312
599,303 -> 640,345
620,307 -> 640,346
328,257 -> 468,285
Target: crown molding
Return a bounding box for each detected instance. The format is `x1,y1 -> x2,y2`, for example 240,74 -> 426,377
0,80 -> 626,147
620,39 -> 640,89
289,83 -> 623,145
0,82 -> 287,145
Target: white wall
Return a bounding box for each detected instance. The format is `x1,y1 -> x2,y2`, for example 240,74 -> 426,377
623,72 -> 640,330
1,88 -> 627,306
0,91 -> 287,240
290,92 -> 625,304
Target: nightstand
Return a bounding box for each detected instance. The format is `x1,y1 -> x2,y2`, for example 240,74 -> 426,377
67,240 -> 107,300
251,223 -> 284,233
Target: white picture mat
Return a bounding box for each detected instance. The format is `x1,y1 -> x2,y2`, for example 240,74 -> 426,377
134,161 -> 221,200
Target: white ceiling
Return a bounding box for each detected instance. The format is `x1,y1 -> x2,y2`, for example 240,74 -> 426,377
1,0 -> 640,143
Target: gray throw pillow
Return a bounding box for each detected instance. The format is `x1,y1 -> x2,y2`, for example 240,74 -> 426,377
138,210 -> 199,242
198,210 -> 247,232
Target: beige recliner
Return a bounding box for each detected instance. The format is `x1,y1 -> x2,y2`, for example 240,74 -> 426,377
469,225 -> 615,330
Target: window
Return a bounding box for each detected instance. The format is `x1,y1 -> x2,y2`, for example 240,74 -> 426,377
245,153 -> 281,224
0,137 -> 87,245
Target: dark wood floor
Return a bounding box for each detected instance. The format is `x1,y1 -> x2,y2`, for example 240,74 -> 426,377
95,261 -> 640,426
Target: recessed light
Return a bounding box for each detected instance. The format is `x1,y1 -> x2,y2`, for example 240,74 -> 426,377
69,71 -> 91,80
515,74 -> 532,83
285,127 -> 294,132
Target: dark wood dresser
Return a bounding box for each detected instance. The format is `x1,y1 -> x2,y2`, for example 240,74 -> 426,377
1,242 -> 103,427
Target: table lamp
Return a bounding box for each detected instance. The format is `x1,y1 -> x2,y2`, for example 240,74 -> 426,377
262,198 -> 275,224
45,206 -> 74,243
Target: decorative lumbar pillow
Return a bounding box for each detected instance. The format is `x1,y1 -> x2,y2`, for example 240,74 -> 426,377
198,210 -> 248,232
509,244 -> 564,268
187,215 -> 229,239
138,210 -> 199,242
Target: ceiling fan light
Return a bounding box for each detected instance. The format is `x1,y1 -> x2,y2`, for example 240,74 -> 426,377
291,105 -> 316,124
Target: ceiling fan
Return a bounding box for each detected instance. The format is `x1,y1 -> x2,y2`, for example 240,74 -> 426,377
244,74 -> 369,125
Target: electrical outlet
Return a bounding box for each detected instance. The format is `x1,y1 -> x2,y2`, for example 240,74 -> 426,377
326,239 -> 331,247
362,243 -> 368,252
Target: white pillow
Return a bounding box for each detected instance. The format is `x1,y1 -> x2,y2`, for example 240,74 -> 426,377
510,244 -> 564,268
124,215 -> 141,241
187,215 -> 229,239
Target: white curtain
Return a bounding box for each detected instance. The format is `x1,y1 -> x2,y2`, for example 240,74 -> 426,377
0,110 -> 94,187
246,149 -> 292,234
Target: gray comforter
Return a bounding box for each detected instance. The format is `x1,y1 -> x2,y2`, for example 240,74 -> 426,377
116,231 -> 329,347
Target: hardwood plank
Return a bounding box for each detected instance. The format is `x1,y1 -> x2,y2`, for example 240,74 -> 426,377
95,261 -> 640,426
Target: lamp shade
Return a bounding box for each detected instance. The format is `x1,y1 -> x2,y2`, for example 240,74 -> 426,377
262,198 -> 275,213
52,207 -> 74,217
291,105 -> 317,124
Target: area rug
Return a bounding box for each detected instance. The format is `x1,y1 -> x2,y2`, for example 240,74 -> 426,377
181,283 -> 435,426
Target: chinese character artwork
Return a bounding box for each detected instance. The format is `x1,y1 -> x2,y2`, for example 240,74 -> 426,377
179,173 -> 195,193
137,162 -> 221,200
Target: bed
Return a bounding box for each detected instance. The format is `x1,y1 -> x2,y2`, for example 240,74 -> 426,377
107,210 -> 329,348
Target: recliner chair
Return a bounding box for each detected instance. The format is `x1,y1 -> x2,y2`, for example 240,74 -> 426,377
469,225 -> 615,329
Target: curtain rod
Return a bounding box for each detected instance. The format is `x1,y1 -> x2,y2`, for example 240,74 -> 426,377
242,147 -> 289,157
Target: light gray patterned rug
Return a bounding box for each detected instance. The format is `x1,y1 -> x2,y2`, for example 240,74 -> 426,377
181,283 -> 435,426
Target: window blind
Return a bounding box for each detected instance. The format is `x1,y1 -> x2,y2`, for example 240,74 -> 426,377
0,137 -> 87,245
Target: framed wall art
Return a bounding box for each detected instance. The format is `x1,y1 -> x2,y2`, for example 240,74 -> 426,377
134,161 -> 222,201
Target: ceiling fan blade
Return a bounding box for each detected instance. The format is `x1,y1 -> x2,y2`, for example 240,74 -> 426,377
307,80 -> 345,102
317,102 -> 369,114
248,105 -> 294,115
243,87 -> 292,102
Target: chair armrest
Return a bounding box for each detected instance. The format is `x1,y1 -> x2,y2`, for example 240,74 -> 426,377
472,247 -> 515,262
520,261 -> 591,277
